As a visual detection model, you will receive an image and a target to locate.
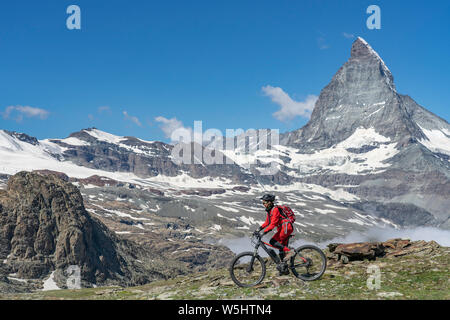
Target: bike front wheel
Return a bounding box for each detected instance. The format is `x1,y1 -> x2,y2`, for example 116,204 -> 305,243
229,252 -> 266,288
290,245 -> 327,281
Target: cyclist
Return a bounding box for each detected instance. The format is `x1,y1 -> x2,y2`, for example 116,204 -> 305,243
255,194 -> 295,266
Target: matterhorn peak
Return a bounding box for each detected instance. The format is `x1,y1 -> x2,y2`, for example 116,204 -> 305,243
351,37 -> 385,63
346,36 -> 396,93
350,37 -> 393,82
351,37 -> 382,60
283,36 -> 422,149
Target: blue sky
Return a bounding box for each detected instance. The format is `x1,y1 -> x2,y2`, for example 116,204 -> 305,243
0,0 -> 449,142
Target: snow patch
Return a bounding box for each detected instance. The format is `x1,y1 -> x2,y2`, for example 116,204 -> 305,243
276,128 -> 398,177
84,129 -> 125,144
60,137 -> 91,146
418,125 -> 450,157
239,216 -> 263,226
42,271 -> 61,291
184,205 -> 196,212
215,204 -> 239,213
315,208 -> 336,215
347,218 -> 365,226
336,127 -> 391,149
217,213 -> 237,222
324,204 -> 346,210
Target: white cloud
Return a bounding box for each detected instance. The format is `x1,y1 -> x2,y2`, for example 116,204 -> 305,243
262,85 -> 318,122
123,111 -> 142,126
317,36 -> 330,50
98,106 -> 111,114
343,32 -> 355,39
313,227 -> 450,248
2,105 -> 50,122
154,116 -> 193,142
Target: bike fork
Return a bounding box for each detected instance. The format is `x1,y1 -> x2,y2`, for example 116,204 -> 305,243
246,248 -> 259,272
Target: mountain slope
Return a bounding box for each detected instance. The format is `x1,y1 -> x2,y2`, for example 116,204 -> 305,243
0,172 -> 233,292
278,37 -> 449,226
1,239 -> 448,300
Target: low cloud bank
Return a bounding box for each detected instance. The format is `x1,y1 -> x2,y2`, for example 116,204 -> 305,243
315,227 -> 450,248
218,237 -> 258,255
219,227 -> 450,254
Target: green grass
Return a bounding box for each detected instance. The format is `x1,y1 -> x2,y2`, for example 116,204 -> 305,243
1,249 -> 448,300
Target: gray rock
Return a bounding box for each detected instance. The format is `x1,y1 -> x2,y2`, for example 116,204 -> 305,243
0,172 -> 192,288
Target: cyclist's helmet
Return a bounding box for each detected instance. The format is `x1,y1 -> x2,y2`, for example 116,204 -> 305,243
260,194 -> 276,202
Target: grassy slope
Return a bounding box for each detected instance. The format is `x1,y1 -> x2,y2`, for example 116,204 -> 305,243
1,246 -> 448,300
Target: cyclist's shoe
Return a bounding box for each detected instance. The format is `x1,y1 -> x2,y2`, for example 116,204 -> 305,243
277,262 -> 289,275
283,249 -> 296,262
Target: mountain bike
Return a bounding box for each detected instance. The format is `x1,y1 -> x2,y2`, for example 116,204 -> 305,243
229,232 -> 327,287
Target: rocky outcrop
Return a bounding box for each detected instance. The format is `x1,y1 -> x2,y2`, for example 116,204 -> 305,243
326,239 -> 441,264
178,188 -> 226,197
3,130 -> 39,146
329,242 -> 385,262
71,175 -> 119,187
32,170 -> 69,182
382,239 -> 441,258
0,172 -> 194,289
350,201 -> 437,227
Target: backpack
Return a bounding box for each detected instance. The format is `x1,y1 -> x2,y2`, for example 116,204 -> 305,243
276,205 -> 296,225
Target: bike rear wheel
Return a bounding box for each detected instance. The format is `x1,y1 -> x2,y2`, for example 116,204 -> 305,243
229,252 -> 266,287
290,245 -> 327,281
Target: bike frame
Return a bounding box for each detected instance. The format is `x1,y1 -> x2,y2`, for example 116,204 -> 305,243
230,235 -> 326,287
251,235 -> 308,267
252,237 -> 276,260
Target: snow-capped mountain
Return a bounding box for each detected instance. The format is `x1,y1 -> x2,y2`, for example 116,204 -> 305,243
283,37 -> 449,151
279,37 -> 450,228
0,126 -> 399,242
0,37 -> 449,242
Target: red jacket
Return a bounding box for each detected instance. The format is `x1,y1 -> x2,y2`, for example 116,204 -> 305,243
261,206 -> 282,233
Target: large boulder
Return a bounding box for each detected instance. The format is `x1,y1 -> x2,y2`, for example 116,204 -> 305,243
332,242 -> 385,262
326,238 -> 442,263
382,238 -> 440,257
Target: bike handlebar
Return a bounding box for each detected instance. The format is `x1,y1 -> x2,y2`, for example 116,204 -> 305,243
250,232 -> 262,248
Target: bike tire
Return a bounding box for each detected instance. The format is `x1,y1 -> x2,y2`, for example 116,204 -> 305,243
290,245 -> 327,281
229,252 -> 266,288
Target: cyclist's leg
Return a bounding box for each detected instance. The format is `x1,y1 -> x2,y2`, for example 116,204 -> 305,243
270,233 -> 290,275
269,232 -> 285,253
271,226 -> 293,250
277,227 -> 292,250
279,224 -> 295,260
270,231 -> 289,259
